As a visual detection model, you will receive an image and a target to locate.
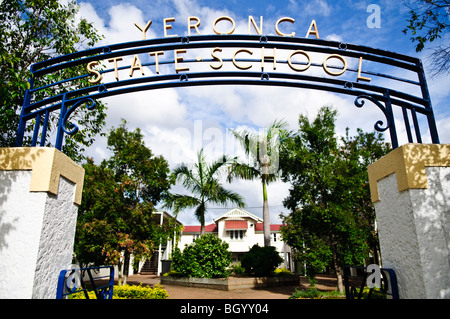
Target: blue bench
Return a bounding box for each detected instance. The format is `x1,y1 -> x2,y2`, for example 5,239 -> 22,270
56,266 -> 114,299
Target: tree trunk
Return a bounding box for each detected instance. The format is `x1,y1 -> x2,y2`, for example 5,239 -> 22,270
199,202 -> 205,235
122,250 -> 130,286
331,243 -> 344,293
262,180 -> 271,247
117,259 -> 123,285
336,267 -> 344,294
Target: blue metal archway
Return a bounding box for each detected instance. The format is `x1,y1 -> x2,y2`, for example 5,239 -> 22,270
16,34 -> 440,150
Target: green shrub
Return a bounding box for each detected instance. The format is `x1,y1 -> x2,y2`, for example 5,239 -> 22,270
163,270 -> 184,277
114,283 -> 168,299
240,244 -> 283,277
273,267 -> 294,277
70,290 -> 97,299
361,287 -> 387,299
71,283 -> 168,299
230,263 -> 245,275
289,288 -> 320,299
171,234 -> 232,278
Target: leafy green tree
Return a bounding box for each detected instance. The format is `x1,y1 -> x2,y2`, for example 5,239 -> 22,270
279,106 -> 390,292
165,148 -> 245,234
402,0 -> 449,76
171,234 -> 232,278
74,159 -> 122,267
228,120 -> 292,247
75,120 -> 174,284
0,0 -> 106,161
240,244 -> 283,277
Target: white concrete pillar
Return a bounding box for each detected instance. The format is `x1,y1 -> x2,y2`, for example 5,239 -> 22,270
368,144 -> 450,299
0,147 -> 84,299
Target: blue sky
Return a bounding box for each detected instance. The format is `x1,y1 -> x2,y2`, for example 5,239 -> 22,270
75,0 -> 450,226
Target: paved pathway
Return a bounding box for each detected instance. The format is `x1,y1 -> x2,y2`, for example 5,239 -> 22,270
122,274 -> 337,299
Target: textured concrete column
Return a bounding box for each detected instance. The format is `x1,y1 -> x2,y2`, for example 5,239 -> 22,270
0,147 -> 84,299
368,144 -> 450,299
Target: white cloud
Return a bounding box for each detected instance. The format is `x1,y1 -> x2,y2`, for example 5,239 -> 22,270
78,2 -> 157,44
325,33 -> 344,42
291,0 -> 331,17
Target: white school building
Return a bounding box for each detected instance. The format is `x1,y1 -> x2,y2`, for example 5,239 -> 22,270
178,208 -> 294,270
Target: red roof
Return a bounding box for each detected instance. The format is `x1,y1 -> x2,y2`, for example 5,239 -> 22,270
183,223 -> 217,233
224,220 -> 248,230
255,223 -> 282,232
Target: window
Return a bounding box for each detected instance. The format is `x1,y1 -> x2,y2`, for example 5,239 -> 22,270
193,234 -> 200,242
272,233 -> 277,242
229,230 -> 244,240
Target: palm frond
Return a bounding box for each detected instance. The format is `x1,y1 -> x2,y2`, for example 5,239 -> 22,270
163,193 -> 200,216
206,185 -> 246,208
227,161 -> 260,182
207,153 -> 233,180
165,147 -> 246,223
194,202 -> 206,225
172,163 -> 201,193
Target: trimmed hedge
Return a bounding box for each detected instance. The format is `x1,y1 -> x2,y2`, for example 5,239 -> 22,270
240,244 -> 283,276
71,283 -> 168,299
171,234 -> 232,278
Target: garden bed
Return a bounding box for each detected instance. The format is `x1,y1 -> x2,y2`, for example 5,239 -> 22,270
160,275 -> 299,291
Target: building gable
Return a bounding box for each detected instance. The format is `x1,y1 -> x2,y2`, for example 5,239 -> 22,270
213,208 -> 263,223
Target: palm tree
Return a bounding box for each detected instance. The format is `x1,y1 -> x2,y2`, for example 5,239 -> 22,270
228,119 -> 292,246
165,148 -> 246,234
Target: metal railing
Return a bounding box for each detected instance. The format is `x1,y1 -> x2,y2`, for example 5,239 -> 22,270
16,35 -> 440,151
56,266 -> 114,299
343,265 -> 399,299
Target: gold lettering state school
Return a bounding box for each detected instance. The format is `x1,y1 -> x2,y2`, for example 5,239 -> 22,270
87,47 -> 371,84
86,15 -> 372,83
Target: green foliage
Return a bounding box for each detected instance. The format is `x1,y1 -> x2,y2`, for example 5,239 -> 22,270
228,119 -> 293,184
171,234 -> 232,278
230,263 -> 246,275
228,120 -> 293,246
289,288 -> 320,299
163,270 -> 184,277
71,283 -> 168,299
402,0 -> 449,52
165,149 -> 245,233
401,0 -> 449,76
75,120 -> 175,276
0,0 -> 106,161
113,283 -> 168,299
280,106 -> 390,285
289,288 -> 345,299
273,268 -> 295,277
240,244 -> 283,277
361,287 -> 387,299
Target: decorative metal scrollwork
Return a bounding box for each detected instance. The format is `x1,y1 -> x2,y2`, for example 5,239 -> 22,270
56,266 -> 114,299
179,73 -> 189,81
339,42 -> 347,50
343,265 -> 399,299
16,35 -> 440,151
61,98 -> 97,136
354,95 -> 391,132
